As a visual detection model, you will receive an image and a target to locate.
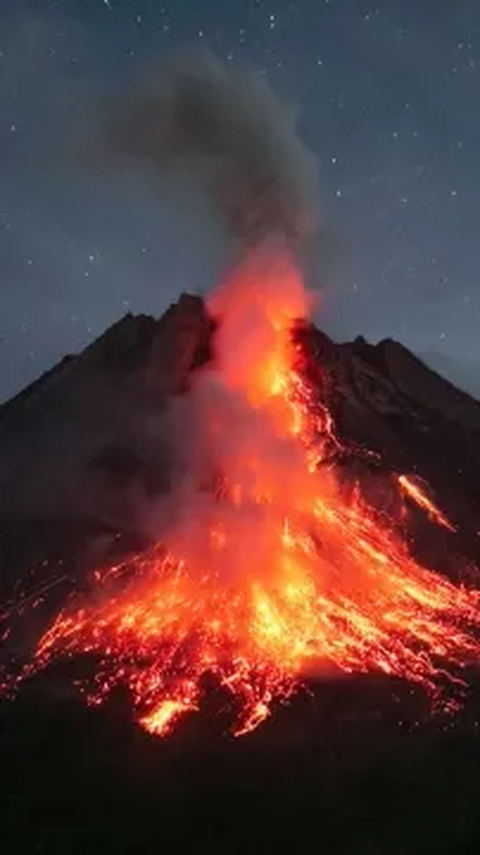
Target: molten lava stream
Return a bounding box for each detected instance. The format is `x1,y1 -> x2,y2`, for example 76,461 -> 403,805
5,247 -> 480,738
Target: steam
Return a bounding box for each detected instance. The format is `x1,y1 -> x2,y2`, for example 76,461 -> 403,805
106,49 -> 318,251
112,52 -> 320,551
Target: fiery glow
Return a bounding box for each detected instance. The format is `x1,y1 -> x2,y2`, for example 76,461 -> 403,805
3,246 -> 480,737
397,474 -> 456,532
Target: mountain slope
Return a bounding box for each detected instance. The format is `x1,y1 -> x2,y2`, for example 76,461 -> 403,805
420,350 -> 480,400
1,294 -> 479,589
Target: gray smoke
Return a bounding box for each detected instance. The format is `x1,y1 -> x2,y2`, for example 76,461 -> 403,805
106,49 -> 318,251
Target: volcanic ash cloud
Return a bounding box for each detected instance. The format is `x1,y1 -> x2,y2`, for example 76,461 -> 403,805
106,48 -> 318,252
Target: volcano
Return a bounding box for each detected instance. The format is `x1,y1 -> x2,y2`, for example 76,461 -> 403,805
2,251 -> 480,852
2,286 -> 480,562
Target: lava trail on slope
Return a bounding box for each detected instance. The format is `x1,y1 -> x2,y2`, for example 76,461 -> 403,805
2,246 -> 480,739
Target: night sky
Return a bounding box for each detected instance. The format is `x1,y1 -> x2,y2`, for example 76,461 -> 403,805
0,0 -> 479,401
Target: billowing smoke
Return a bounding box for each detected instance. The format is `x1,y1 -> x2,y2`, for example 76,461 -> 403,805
106,49 -> 318,251
107,52 -> 320,549
103,52 -> 322,600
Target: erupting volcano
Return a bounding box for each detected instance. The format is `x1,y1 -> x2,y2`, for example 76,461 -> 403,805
2,51 -> 480,742
3,245 -> 480,739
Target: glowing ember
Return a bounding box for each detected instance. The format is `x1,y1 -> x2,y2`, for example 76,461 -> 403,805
3,246 -> 480,737
397,474 -> 456,532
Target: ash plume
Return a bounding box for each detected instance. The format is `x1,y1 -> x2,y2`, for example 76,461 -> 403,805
105,49 -> 318,251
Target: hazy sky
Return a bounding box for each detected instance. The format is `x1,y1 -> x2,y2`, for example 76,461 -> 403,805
0,0 -> 479,401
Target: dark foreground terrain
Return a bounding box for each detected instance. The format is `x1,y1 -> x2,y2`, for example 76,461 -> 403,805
2,674 -> 480,854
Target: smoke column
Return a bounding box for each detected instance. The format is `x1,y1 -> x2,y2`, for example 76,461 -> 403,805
108,50 -> 320,544
106,46 -> 320,538
106,48 -> 318,254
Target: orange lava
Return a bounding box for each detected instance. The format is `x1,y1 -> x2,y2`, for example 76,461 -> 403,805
397,474 -> 457,532
6,246 -> 480,737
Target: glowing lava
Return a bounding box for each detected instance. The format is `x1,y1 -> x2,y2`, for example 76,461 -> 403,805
397,474 -> 456,532
4,246 -> 480,738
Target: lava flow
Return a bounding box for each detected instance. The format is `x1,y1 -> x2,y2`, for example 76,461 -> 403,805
5,246 -> 480,738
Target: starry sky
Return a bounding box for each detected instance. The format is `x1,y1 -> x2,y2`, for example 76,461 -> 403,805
0,0 -> 479,401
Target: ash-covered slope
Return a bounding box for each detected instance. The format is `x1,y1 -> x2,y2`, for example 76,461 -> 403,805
297,323 -> 480,532
0,294 -> 213,526
0,294 -> 214,598
0,293 -> 480,592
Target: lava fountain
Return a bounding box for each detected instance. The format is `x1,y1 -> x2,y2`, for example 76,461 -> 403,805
5,244 -> 480,739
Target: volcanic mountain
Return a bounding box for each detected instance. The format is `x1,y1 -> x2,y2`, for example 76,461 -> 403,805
2,287 -> 480,854
1,291 -> 479,586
